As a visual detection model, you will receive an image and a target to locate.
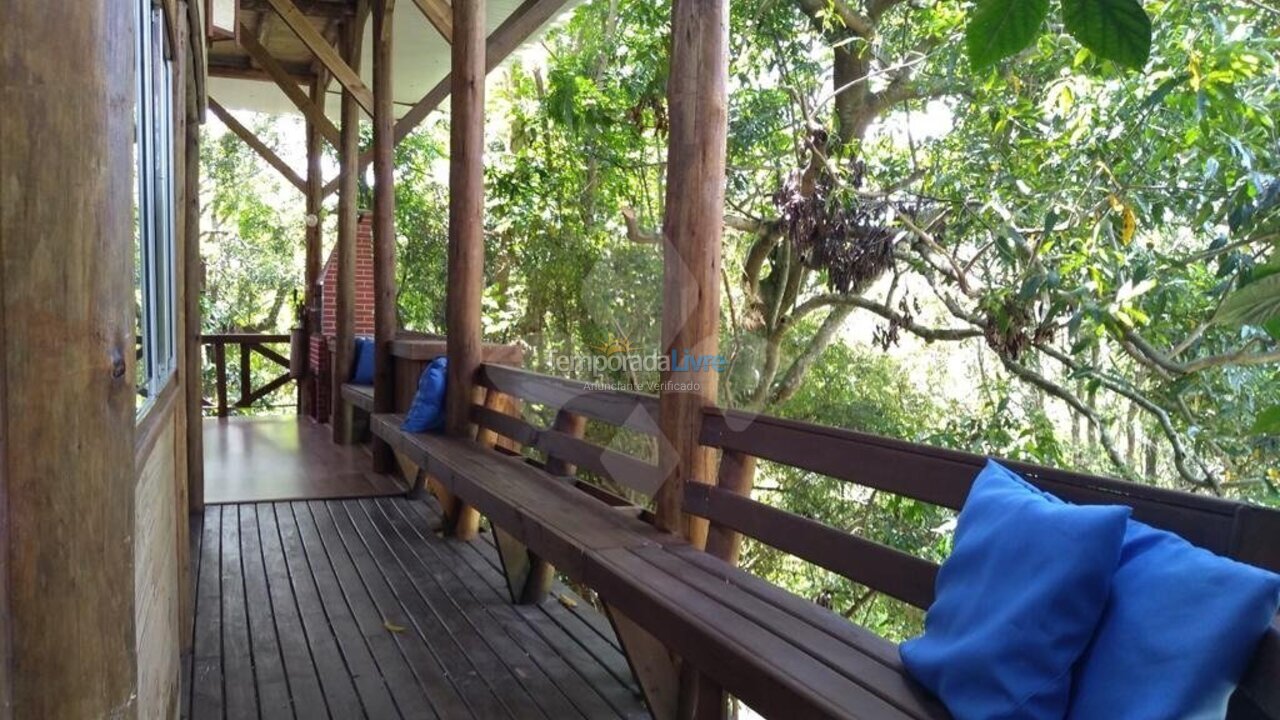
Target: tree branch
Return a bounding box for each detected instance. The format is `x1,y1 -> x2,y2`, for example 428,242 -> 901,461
792,293 -> 983,341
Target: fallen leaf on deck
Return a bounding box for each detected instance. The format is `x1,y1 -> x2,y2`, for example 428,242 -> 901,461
557,594 -> 578,609
383,621 -> 406,633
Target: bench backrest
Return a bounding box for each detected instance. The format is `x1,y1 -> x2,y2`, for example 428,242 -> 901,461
470,363 -> 665,506
693,405 -> 1280,719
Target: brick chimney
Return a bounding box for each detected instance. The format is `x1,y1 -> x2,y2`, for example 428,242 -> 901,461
308,211 -> 376,422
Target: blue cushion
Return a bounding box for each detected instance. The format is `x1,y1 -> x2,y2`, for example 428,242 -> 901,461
900,460 -> 1131,720
1067,520 -> 1280,719
352,336 -> 375,385
402,356 -> 448,433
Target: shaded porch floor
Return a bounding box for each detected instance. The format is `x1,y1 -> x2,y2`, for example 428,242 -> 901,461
183,494 -> 648,720
203,416 -> 404,504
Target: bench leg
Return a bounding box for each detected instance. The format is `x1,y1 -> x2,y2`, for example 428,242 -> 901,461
607,605 -> 680,720
492,526 -> 553,604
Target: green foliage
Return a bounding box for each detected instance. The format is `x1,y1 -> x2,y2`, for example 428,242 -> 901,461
965,0 -> 1153,68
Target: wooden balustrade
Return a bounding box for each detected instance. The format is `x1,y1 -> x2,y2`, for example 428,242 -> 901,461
200,333 -> 294,417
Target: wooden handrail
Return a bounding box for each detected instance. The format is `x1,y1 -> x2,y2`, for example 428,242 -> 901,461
200,334 -> 294,417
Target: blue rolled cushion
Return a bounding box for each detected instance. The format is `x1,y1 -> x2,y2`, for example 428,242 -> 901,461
402,356 -> 448,433
900,460 -> 1131,720
352,336 -> 375,385
1067,520 -> 1280,719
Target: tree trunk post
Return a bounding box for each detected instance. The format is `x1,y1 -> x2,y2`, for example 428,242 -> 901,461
0,1 -> 138,714
301,76 -> 324,417
371,0 -> 398,472
333,7 -> 366,445
443,0 -> 486,540
654,0 -> 729,549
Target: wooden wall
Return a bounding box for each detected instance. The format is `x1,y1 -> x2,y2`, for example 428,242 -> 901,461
135,419 -> 183,719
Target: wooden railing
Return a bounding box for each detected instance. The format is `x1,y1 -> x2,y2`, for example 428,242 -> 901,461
201,333 -> 294,417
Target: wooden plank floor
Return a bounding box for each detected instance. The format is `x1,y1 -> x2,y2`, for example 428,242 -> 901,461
183,495 -> 648,720
203,417 -> 405,504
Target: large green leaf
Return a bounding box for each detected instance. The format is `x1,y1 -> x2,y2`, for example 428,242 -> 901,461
1253,405 -> 1280,435
966,0 -> 1051,68
1214,273 -> 1280,327
1062,0 -> 1153,69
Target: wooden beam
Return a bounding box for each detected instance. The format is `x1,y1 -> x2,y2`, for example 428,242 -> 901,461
1,0 -> 138,714
320,0 -> 572,198
264,0 -> 375,116
370,0 -> 398,473
702,450 -> 756,566
411,0 -> 453,42
654,0 -> 729,546
332,4 -> 367,445
207,97 -> 308,193
442,0 -> 486,541
237,24 -> 341,147
208,60 -> 316,84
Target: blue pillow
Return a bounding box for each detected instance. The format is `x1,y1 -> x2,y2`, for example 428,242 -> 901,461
352,336 -> 375,385
402,356 -> 448,433
1067,520 -> 1280,719
900,460 -> 1131,720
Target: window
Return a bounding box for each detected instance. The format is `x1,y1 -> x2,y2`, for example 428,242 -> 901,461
134,0 -> 178,417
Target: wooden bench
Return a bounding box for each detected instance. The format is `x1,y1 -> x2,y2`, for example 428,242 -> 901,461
372,363 -> 1280,720
339,382 -> 374,413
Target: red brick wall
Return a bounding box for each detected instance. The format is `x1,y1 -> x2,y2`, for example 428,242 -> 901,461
308,211 -> 376,422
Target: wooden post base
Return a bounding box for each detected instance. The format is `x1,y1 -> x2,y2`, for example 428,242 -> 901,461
492,526 -> 554,604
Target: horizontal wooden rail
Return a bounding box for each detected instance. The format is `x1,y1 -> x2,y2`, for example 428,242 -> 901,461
201,334 -> 294,417
700,406 -> 1248,557
477,364 -> 660,435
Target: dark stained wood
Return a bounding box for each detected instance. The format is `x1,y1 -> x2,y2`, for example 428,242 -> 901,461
274,503 -> 370,717
254,503 -> 332,717
545,409 -> 587,476
479,363 -> 660,434
536,429 -> 663,498
371,0 -> 398,474
654,0 -> 729,549
606,606 -> 679,720
702,449 -> 754,566
1235,621 -> 1280,718
214,341 -> 229,417
236,505 -> 294,718
701,406 -> 1251,556
208,96 -> 307,192
191,507 -> 224,719
684,483 -> 939,609
333,9 -> 366,446
219,507 -> 259,719
302,500 -> 439,719
342,382 -> 376,412
204,416 -> 404,503
471,403 -> 539,447
1,3 -> 138,709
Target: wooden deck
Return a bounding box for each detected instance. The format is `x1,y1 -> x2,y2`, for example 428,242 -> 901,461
203,416 -> 404,504
183,495 -> 648,720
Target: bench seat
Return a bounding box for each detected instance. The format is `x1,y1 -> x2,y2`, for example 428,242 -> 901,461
371,413 -> 949,720
340,382 -> 374,413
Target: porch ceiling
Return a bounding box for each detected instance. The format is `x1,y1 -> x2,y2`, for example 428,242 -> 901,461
207,0 -> 562,121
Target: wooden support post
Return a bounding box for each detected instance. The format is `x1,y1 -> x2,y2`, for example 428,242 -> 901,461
371,0 -> 398,472
443,0 -> 487,541
332,7 -> 366,445
185,33 -> 206,513
240,340 -> 252,405
655,3 -> 730,718
215,341 -> 229,417
300,75 -> 323,418
175,4 -> 197,651
0,1 -> 138,714
545,409 -> 587,476
703,450 -> 756,566
654,0 -> 729,548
